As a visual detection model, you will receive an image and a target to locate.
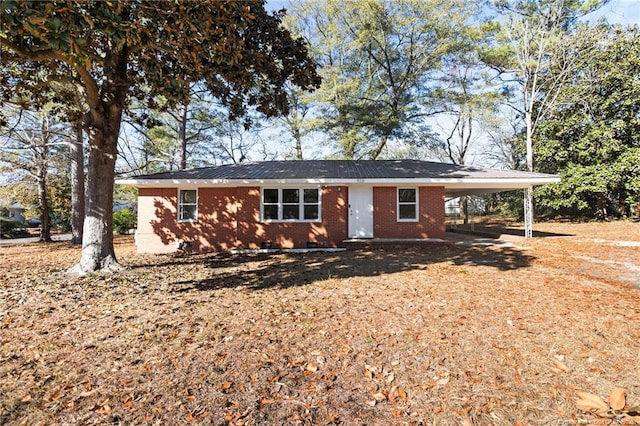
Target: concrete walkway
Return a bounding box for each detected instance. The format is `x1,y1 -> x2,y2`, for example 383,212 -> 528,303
446,231 -> 520,247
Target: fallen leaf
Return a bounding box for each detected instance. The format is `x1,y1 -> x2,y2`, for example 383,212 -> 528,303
623,414 -> 640,424
576,391 -> 609,414
373,392 -> 386,402
218,381 -> 233,391
553,358 -> 570,372
97,404 -> 112,414
437,376 -> 450,386
388,386 -> 398,401
627,406 -> 640,416
305,362 -> 318,373
364,367 -> 373,379
456,406 -> 472,416
608,388 -> 625,411
398,388 -> 407,400
325,413 -> 339,424
79,389 -> 96,398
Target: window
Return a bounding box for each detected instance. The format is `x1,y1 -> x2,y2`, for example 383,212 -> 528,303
303,188 -> 319,220
397,188 -> 418,221
263,189 -> 279,220
261,188 -> 321,222
282,189 -> 300,220
178,189 -> 197,222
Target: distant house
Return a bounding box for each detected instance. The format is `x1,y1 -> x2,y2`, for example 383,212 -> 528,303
116,160 -> 559,253
8,203 -> 26,223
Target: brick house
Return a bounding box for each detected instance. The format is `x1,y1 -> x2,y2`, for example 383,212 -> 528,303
116,160 -> 559,253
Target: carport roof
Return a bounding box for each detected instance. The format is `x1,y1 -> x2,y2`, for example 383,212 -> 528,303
116,160 -> 559,197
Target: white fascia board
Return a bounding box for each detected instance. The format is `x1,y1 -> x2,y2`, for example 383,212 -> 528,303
115,176 -> 560,188
116,178 -> 331,187
437,177 -> 561,188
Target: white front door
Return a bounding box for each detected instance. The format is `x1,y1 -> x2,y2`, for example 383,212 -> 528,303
348,186 -> 374,238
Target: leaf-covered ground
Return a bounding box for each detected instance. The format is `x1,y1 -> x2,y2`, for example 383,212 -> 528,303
1,221 -> 639,425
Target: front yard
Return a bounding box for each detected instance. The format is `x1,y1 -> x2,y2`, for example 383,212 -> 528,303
1,221 -> 639,425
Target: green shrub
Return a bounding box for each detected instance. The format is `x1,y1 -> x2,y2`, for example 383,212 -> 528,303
0,217 -> 25,238
113,209 -> 137,235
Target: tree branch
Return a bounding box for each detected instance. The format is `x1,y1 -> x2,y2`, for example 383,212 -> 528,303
0,38 -> 60,62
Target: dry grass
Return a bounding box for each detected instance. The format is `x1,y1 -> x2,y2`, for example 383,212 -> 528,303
1,220 -> 639,425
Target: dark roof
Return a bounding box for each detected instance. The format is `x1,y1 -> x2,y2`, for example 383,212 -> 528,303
127,160 -> 555,181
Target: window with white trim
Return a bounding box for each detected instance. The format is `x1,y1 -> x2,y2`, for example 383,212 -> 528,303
261,188 -> 320,222
397,188 -> 418,221
178,189 -> 198,222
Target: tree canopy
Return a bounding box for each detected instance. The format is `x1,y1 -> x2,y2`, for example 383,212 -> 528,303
535,24 -> 640,217
285,0 -> 488,159
1,0 -> 321,273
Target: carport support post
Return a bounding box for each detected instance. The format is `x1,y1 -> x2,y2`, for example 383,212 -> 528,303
524,186 -> 533,238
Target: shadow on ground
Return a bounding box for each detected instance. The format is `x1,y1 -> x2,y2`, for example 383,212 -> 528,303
450,224 -> 574,238
166,243 -> 536,293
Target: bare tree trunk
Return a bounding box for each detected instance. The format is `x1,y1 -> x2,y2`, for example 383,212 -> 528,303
70,121 -> 85,245
462,196 -> 469,225
37,118 -> 52,242
524,104 -> 535,238
293,123 -> 303,160
596,193 -> 607,220
36,158 -> 52,242
524,186 -> 533,238
369,134 -> 389,160
178,104 -> 188,170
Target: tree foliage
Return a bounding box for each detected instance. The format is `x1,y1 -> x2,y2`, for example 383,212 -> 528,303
0,104 -> 70,241
535,24 -> 640,217
1,0 -> 320,273
286,0 -> 486,159
112,208 -> 137,235
481,0 -> 607,235
119,85 -> 224,174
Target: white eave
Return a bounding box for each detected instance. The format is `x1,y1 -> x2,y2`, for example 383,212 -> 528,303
116,176 -> 560,196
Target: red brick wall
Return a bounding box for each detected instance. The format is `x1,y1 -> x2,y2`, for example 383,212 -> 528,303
373,186 -> 445,239
136,185 -> 349,253
237,186 -> 348,249
136,187 -> 239,253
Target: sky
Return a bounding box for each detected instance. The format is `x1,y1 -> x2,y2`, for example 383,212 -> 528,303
587,0 -> 640,25
268,0 -> 640,26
